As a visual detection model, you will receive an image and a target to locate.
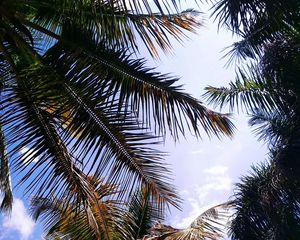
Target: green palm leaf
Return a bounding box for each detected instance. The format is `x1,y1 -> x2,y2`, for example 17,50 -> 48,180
2,62 -> 179,208
123,187 -> 165,239
211,0 -> 300,63
13,0 -> 203,57
204,70 -> 277,113
43,28 -> 234,139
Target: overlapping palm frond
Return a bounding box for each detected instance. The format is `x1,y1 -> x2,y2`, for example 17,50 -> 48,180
144,202 -> 232,240
211,0 -> 300,62
3,71 -> 96,205
31,176 -> 125,240
209,1 -> 300,239
230,160 -> 300,240
33,189 -> 233,240
12,0 -> 203,58
0,0 -> 234,220
3,61 -> 179,210
32,182 -> 168,240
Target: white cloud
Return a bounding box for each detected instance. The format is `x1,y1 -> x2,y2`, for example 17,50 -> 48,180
189,149 -> 204,155
2,198 -> 35,240
172,166 -> 233,230
204,165 -> 228,175
200,165 -> 232,191
20,147 -> 39,165
197,176 -> 232,192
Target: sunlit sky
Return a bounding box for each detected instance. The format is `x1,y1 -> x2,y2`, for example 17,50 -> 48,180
0,2 -> 268,239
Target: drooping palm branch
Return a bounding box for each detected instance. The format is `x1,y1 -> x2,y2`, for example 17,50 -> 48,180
121,186 -> 165,240
31,176 -> 126,240
144,202 -> 233,240
211,0 -> 300,62
229,161 -> 300,240
204,35 -> 300,115
0,0 -> 235,218
3,0 -> 203,58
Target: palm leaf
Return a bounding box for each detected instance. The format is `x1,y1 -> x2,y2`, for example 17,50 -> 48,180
249,108 -> 296,147
204,68 -> 277,113
1,66 -> 100,210
7,62 -> 179,209
122,186 -> 165,239
211,0 -> 300,34
211,0 -> 300,63
147,202 -> 233,240
229,161 -> 300,240
17,0 -> 203,57
0,123 -> 13,212
43,29 -> 234,139
31,177 -> 124,240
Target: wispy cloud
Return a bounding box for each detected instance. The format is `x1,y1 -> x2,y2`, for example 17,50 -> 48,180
203,165 -> 228,175
189,149 -> 204,155
2,198 -> 35,240
197,176 -> 232,192
173,165 -> 233,229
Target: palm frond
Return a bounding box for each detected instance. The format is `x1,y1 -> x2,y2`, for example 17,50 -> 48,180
18,0 -> 203,57
0,123 -> 13,212
44,32 -> 234,139
204,68 -> 277,113
211,0 -> 300,34
31,177 -> 124,240
169,202 -> 232,240
249,108 -> 296,147
8,62 -> 180,209
2,69 -> 98,209
229,161 -> 300,240
122,187 -> 165,239
146,202 -> 233,240
211,0 -> 300,63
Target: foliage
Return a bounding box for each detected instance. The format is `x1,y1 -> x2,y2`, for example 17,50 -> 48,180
206,1 -> 300,239
230,160 -> 300,239
0,0 -> 235,238
31,185 -> 232,240
144,202 -> 232,240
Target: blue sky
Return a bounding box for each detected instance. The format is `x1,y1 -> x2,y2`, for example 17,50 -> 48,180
139,1 -> 268,233
0,2 -> 268,239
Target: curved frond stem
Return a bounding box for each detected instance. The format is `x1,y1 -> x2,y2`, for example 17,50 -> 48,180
204,72 -> 277,113
147,201 -> 233,240
60,80 -> 179,208
0,123 -> 13,212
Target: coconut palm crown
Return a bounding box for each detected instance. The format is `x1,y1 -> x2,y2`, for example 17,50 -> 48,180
0,0 -> 234,228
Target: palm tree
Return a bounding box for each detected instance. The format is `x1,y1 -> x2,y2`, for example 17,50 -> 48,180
204,1 -> 300,239
229,160 -> 300,240
210,0 -> 300,63
0,0 -> 234,236
31,182 -> 232,240
31,181 -> 165,239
